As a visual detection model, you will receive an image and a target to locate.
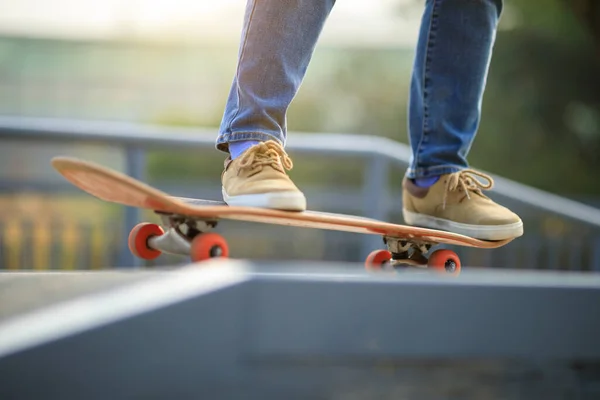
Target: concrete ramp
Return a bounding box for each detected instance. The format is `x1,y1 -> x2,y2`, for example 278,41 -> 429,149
1,262 -> 599,399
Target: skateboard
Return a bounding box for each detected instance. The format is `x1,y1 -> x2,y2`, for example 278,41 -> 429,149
51,156 -> 515,275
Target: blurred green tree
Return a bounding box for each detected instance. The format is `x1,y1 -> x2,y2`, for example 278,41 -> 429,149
478,0 -> 600,195
396,0 -> 600,196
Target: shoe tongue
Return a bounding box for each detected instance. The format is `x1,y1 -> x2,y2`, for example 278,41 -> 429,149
457,185 -> 487,201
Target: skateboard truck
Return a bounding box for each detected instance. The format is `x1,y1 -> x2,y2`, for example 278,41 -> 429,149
364,236 -> 461,275
128,213 -> 229,263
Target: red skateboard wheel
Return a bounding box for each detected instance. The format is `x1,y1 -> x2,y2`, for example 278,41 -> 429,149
427,249 -> 461,275
190,232 -> 229,262
128,223 -> 164,260
364,249 -> 392,270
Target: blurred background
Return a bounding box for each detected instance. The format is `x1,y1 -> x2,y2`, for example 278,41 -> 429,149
0,0 -> 599,271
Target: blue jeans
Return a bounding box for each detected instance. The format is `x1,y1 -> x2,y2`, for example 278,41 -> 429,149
216,0 -> 503,180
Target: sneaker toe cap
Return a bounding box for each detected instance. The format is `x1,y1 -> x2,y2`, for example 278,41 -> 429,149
476,206 -> 522,226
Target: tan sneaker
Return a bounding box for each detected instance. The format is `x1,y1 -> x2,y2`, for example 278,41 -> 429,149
402,169 -> 523,240
221,140 -> 307,211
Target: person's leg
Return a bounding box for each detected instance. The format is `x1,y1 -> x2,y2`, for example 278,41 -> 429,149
402,0 -> 523,240
407,0 -> 501,179
216,0 -> 336,211
217,0 -> 336,154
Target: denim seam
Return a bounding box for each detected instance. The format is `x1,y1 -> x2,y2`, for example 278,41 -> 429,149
406,164 -> 464,178
413,0 -> 439,171
226,0 -> 258,135
216,131 -> 282,145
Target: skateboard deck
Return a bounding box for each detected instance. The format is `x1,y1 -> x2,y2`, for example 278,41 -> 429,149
51,156 -> 514,274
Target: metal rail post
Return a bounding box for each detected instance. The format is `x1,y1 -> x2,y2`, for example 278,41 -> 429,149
361,155 -> 389,259
118,146 -> 146,268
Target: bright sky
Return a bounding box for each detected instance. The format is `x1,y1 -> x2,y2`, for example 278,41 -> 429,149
0,0 -> 420,47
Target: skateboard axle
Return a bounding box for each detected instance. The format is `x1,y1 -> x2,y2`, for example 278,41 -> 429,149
142,214 -> 220,257
147,227 -> 192,256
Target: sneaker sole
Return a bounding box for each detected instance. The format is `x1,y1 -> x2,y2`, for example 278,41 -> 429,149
222,188 -> 307,211
402,209 -> 523,241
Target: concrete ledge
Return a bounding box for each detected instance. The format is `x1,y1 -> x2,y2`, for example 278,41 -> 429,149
0,262 -> 599,399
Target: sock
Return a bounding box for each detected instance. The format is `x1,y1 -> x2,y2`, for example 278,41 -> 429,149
413,175 -> 440,188
230,140 -> 260,159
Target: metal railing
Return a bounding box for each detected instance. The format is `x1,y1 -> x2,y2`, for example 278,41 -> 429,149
2,115 -> 600,269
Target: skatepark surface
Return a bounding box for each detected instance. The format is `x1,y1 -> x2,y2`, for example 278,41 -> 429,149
1,261 -> 600,399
